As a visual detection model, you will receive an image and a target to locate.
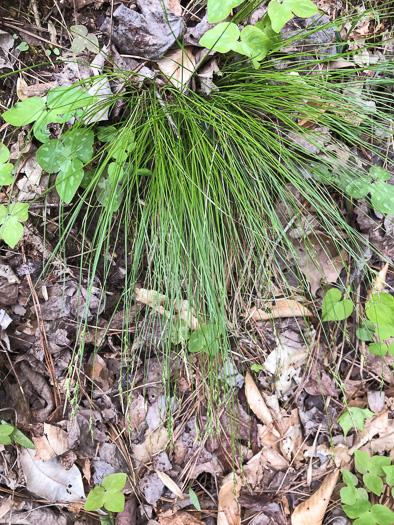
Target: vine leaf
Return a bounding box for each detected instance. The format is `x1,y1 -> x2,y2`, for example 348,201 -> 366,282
322,288 -> 353,322
207,0 -> 243,23
199,23 -> 240,53
0,143 -> 14,185
337,407 -> 374,438
0,203 -> 29,248
240,26 -> 272,67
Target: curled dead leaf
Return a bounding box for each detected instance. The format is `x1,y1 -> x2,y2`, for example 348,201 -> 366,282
245,371 -> 280,437
291,469 -> 340,525
218,474 -> 242,525
248,299 -> 313,321
367,262 -> 389,301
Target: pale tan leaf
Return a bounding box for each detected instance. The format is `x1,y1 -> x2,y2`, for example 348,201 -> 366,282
350,409 -> 389,454
158,47 -> 195,91
367,262 -> 389,301
32,436 -> 57,462
245,371 -> 280,437
160,511 -> 204,525
291,469 -> 340,525
155,470 -> 184,499
17,79 -> 56,101
132,429 -> 168,470
43,423 -> 69,456
168,0 -> 182,16
217,474 -> 242,525
248,299 -> 313,321
135,288 -> 167,307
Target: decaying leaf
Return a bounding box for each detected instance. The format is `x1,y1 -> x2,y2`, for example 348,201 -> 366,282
132,429 -> 168,469
264,343 -> 309,398
248,299 -> 313,321
17,78 -> 56,101
291,469 -> 340,525
292,234 -> 346,296
218,474 -> 242,525
159,511 -> 205,525
135,288 -> 201,329
245,371 -> 280,437
367,262 -> 389,301
19,448 -> 85,503
349,409 -> 389,454
158,47 -> 195,90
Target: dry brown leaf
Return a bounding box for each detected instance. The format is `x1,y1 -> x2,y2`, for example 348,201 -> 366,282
350,409 -> 389,454
135,288 -> 201,329
218,474 -> 242,525
155,470 -> 184,499
245,371 -> 280,437
17,78 -> 56,101
158,47 -> 195,90
32,436 -> 57,462
280,409 -> 303,467
160,511 -> 204,525
132,429 -> 168,469
291,469 -> 340,525
248,299 -> 313,321
43,423 -> 69,456
168,0 -> 182,16
370,420 -> 394,455
128,393 -> 147,432
293,234 -> 346,296
367,262 -> 389,301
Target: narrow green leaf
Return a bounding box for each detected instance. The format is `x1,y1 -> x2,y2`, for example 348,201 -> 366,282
189,488 -> 201,511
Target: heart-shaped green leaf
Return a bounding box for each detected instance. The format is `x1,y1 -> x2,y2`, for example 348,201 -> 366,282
84,485 -> 105,511
370,180 -> 394,215
207,0 -> 243,23
322,288 -> 353,322
240,25 -> 272,67
56,158 -> 84,203
199,23 -> 240,53
368,342 -> 387,356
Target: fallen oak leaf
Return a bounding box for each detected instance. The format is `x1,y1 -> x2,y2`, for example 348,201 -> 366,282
247,299 -> 313,321
291,468 -> 340,525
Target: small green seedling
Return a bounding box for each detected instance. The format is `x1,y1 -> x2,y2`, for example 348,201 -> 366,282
341,454 -> 394,525
337,407 -> 374,439
18,42 -> 29,52
84,473 -> 127,513
0,203 -> 29,248
250,364 -> 264,373
355,450 -> 391,497
0,420 -> 35,448
70,25 -> 99,53
189,487 -> 201,511
322,288 -> 353,322
0,143 -> 14,185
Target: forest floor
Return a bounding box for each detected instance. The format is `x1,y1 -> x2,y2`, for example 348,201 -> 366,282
0,0 -> 394,524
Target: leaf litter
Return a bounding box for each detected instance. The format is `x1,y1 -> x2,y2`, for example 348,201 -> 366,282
0,0 -> 393,524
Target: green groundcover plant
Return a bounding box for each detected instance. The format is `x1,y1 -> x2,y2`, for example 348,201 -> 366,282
341,452 -> 394,525
1,0 -> 393,429
84,473 -> 127,513
0,420 -> 34,448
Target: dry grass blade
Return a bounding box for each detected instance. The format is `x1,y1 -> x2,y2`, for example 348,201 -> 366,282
291,469 -> 340,525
